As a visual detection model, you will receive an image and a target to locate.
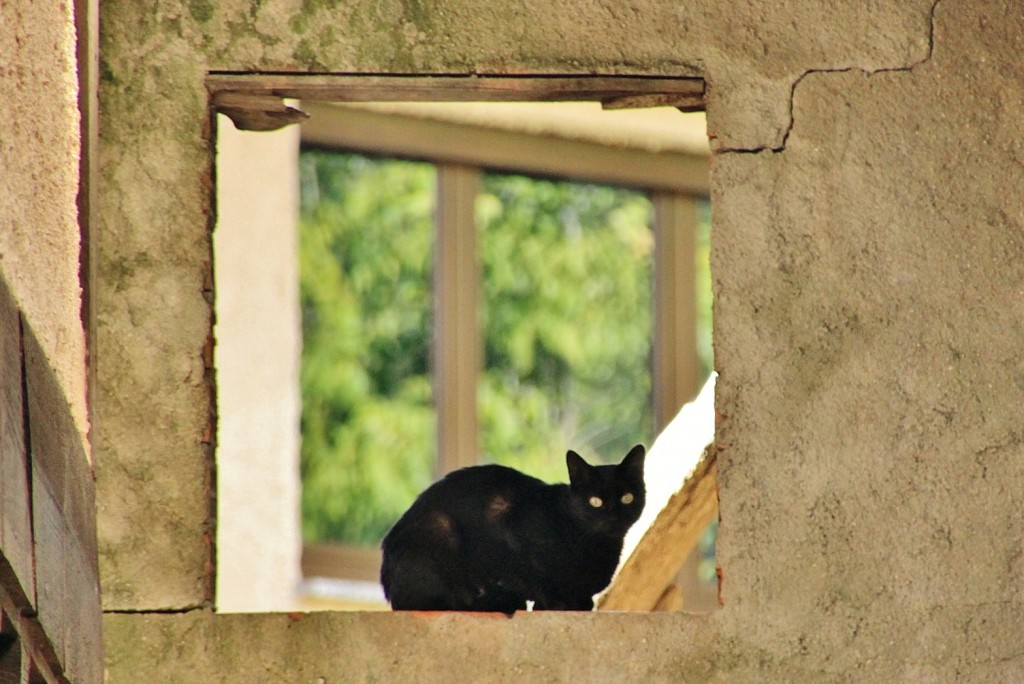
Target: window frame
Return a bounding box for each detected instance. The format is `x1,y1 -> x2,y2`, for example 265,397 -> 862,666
296,101 -> 711,595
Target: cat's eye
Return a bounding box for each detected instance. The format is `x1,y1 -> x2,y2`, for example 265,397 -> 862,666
621,493 -> 634,505
589,496 -> 603,508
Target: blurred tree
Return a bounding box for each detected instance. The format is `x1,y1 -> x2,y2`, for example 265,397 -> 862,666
298,151 -> 436,544
477,173 -> 654,481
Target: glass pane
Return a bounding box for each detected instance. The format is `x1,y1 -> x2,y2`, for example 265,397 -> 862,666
298,150 -> 436,545
477,172 -> 654,482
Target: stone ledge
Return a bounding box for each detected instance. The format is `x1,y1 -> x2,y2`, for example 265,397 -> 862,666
103,609 -> 719,683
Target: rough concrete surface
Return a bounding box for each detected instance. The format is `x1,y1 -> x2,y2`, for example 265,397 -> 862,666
711,0 -> 1024,678
104,610 -> 722,684
102,0 -> 934,149
94,32 -> 216,608
92,0 -> 1024,680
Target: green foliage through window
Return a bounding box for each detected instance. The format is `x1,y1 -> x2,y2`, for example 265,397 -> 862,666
298,149 -> 712,547
298,151 -> 436,544
478,172 -> 654,481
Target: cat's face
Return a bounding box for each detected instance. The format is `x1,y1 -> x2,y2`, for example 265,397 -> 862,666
565,444 -> 646,536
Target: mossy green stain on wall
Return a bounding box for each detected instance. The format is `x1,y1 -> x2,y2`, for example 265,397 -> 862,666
289,14 -> 309,35
100,57 -> 119,85
189,0 -> 214,24
400,0 -> 431,27
339,1 -> 444,73
292,38 -> 327,72
301,0 -> 343,14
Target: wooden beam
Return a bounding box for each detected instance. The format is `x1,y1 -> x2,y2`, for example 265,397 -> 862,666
0,608 -> 20,682
652,584 -> 684,612
598,447 -> 718,611
434,164 -> 482,476
0,278 -> 33,612
207,75 -> 704,110
23,332 -> 69,677
301,103 -> 709,195
653,193 -> 701,432
0,510 -> 67,684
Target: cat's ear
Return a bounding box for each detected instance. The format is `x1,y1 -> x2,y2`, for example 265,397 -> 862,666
618,444 -> 646,481
566,450 -> 593,489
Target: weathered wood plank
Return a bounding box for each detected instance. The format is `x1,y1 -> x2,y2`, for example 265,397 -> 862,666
23,329 -> 67,673
598,448 -> 718,611
61,446 -> 101,684
0,278 -> 33,610
28,484 -> 65,680
23,323 -> 103,681
208,75 -> 704,109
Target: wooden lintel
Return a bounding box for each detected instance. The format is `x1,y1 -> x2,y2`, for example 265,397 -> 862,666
601,91 -> 704,111
207,75 -> 705,107
598,447 -> 718,612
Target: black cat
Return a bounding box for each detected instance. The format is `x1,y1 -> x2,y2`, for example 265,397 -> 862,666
380,444 -> 645,613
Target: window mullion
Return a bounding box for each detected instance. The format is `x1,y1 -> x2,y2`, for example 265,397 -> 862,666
653,192 -> 700,432
434,163 -> 482,476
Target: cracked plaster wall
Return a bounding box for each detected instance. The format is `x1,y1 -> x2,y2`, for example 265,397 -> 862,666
711,2 -> 1024,678
95,0 -> 1024,680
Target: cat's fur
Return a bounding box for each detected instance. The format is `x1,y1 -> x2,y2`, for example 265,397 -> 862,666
380,444 -> 646,612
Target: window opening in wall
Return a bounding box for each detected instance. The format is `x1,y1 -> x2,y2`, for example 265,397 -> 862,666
214,96 -> 715,613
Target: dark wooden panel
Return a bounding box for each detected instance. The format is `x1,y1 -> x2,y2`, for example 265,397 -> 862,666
0,276 -> 33,610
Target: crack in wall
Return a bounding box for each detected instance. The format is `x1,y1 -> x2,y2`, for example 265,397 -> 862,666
719,0 -> 941,155
104,604 -> 209,615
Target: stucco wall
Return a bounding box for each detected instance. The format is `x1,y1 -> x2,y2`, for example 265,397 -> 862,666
0,1 -> 87,441
96,0 -> 1023,680
711,3 -> 1024,677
